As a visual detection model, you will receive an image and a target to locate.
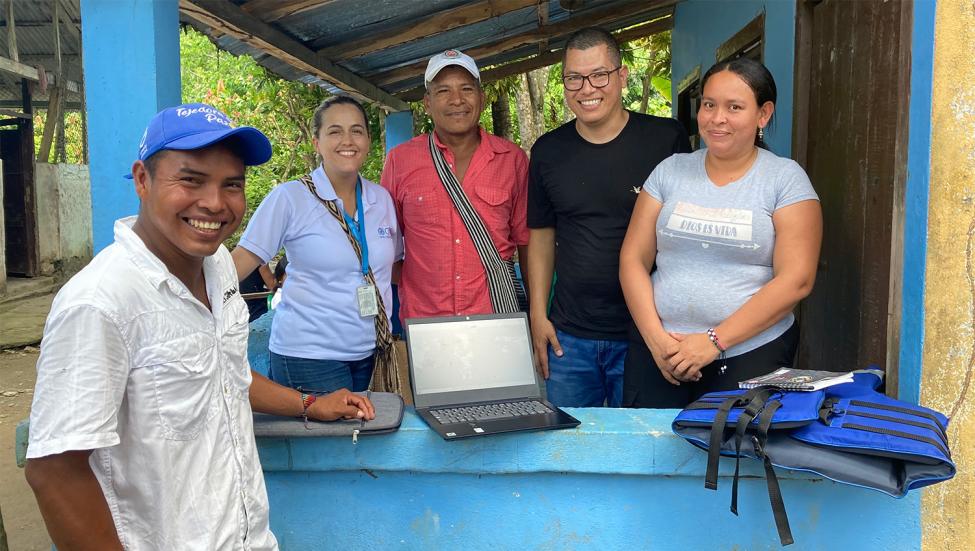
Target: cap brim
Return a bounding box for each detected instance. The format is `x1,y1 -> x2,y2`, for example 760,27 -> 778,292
425,61 -> 480,87
164,126 -> 273,166
123,126 -> 273,179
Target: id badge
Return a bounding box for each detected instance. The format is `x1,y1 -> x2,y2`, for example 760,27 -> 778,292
356,284 -> 379,317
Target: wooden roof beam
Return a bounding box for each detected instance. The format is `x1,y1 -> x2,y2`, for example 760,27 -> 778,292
317,0 -> 539,61
396,17 -> 675,102
0,54 -> 80,93
180,0 -> 409,111
373,2 -> 675,88
240,0 -> 337,23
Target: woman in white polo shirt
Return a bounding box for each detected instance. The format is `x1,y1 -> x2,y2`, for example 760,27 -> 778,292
233,96 -> 403,394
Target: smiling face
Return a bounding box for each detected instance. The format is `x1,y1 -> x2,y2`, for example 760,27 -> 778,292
313,103 -> 371,177
697,69 -> 774,160
131,145 -> 245,269
563,45 -> 628,128
423,66 -> 485,140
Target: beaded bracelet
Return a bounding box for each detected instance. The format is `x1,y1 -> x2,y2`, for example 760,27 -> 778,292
706,328 -> 726,352
707,328 -> 729,374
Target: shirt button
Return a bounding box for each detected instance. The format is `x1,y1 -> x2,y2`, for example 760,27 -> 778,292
455,239 -> 461,244
224,384 -> 230,395
455,274 -> 460,280
456,312 -> 461,316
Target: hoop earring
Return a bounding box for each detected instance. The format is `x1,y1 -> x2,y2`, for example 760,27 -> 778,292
758,127 -> 764,140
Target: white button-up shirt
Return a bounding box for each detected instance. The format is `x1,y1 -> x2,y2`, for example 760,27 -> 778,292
28,217 -> 277,550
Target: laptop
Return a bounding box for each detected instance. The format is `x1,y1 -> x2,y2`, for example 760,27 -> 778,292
405,312 -> 581,440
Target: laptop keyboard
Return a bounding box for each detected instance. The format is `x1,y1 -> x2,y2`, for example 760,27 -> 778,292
430,400 -> 554,424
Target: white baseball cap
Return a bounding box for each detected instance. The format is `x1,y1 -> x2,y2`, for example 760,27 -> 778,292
424,49 -> 480,88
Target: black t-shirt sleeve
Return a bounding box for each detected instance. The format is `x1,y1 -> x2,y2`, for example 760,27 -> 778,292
672,119 -> 693,154
527,140 -> 556,228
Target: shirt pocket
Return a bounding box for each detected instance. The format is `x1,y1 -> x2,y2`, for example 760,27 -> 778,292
474,182 -> 512,233
139,332 -> 217,440
222,300 -> 253,401
402,181 -> 449,227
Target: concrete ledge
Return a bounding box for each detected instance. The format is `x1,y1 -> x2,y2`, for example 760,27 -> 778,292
258,407 -> 828,479
256,409 -> 921,550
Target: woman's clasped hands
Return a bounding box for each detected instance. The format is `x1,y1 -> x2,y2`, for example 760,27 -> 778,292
650,331 -> 721,385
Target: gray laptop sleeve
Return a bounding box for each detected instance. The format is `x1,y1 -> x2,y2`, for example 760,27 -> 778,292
252,392 -> 404,438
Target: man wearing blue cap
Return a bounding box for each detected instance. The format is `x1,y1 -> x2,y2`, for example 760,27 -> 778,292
24,103 -> 374,550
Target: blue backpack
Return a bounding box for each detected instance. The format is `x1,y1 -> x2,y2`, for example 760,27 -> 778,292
672,370 -> 954,546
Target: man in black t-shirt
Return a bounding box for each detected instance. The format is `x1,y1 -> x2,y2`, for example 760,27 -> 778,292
527,28 -> 691,407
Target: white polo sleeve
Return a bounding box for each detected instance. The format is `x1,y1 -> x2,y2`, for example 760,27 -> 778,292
27,304 -> 130,458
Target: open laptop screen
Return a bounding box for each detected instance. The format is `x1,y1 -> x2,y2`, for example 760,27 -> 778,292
406,314 -> 539,406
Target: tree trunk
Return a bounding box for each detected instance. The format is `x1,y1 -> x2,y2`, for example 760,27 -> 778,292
491,88 -> 514,142
639,71 -> 653,114
515,67 -> 548,151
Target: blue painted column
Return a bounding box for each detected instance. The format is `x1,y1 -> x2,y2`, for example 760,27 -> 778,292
385,110 -> 413,335
385,110 -> 414,155
898,0 -> 937,403
81,0 -> 181,252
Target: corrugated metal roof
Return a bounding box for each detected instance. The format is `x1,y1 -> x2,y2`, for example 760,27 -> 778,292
180,0 -> 676,110
0,0 -> 83,105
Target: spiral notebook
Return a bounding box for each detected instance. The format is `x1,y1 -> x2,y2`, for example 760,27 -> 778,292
738,367 -> 854,391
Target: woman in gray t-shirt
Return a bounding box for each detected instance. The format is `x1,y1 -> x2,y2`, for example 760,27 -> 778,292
619,58 -> 822,408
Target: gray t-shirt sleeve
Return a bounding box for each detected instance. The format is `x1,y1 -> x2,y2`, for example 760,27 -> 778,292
773,159 -> 819,210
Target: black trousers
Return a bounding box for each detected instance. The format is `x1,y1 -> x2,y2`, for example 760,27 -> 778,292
622,322 -> 799,409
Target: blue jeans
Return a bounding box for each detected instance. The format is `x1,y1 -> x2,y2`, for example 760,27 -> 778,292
269,352 -> 375,394
545,329 -> 627,407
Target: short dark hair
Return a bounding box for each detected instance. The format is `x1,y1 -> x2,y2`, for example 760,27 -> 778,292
312,95 -> 370,139
563,27 -> 621,67
701,57 -> 777,148
142,150 -> 165,177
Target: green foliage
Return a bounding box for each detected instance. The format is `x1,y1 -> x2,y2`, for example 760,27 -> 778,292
33,110 -> 85,164
179,28 -> 387,245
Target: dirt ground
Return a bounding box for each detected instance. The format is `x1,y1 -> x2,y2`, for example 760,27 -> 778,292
0,346 -> 50,551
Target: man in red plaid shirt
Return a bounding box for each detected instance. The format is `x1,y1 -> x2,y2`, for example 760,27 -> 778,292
381,50 -> 529,322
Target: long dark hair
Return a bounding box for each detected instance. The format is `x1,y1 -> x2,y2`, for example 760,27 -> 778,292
311,95 -> 370,139
701,57 -> 776,149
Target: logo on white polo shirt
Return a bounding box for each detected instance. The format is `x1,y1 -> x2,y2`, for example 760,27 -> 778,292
377,226 -> 393,239
222,285 -> 239,304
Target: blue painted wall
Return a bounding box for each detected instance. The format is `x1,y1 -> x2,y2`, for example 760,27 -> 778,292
247,315 -> 921,550
898,1 -> 936,404
257,412 -> 920,550
81,0 -> 181,252
671,0 -> 797,156
384,110 -> 414,335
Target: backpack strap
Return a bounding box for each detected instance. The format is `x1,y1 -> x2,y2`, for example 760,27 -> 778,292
753,399 -> 794,546
705,387 -> 775,491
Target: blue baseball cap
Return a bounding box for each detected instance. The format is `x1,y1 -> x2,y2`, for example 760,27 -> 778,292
126,103 -> 272,178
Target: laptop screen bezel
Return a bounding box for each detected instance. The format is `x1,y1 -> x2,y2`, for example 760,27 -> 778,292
405,313 -> 542,409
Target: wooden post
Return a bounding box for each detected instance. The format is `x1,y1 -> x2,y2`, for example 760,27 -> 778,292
52,0 -> 66,162
37,85 -> 61,163
20,79 -> 37,276
5,0 -> 17,62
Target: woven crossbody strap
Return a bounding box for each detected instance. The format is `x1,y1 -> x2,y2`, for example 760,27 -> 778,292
298,174 -> 401,394
427,134 -> 519,314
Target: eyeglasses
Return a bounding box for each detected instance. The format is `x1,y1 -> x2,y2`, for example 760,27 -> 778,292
562,67 -> 622,91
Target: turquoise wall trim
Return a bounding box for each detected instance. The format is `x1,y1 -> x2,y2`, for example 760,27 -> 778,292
247,314 -> 921,550
898,0 -> 936,404
383,110 -> 413,334
81,0 -> 181,252
385,110 -> 414,154
257,410 -> 920,550
671,0 -> 797,156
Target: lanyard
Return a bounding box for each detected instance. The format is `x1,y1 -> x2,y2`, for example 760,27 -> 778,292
341,177 -> 369,278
